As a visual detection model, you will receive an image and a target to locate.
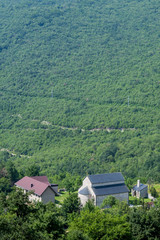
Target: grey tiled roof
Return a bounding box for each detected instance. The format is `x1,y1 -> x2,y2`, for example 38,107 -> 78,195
78,186 -> 90,195
88,172 -> 124,184
133,183 -> 147,191
92,183 -> 129,196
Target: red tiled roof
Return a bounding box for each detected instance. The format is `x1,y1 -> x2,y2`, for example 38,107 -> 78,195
15,176 -> 52,196
31,176 -> 50,184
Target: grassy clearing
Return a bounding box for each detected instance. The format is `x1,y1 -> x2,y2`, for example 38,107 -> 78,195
129,196 -> 151,205
55,191 -> 69,205
152,184 -> 160,195
55,191 -> 78,205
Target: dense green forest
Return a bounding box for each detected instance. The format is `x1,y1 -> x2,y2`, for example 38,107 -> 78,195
1,189 -> 160,240
0,0 -> 160,183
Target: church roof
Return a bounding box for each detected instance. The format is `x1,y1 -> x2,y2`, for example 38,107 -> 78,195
79,186 -> 90,195
92,183 -> 129,196
88,172 -> 124,184
133,183 -> 147,191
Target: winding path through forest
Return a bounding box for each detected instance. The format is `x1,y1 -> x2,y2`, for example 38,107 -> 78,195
41,120 -> 136,133
1,115 -> 136,158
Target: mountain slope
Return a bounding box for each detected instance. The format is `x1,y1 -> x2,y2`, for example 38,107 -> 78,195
0,0 -> 160,181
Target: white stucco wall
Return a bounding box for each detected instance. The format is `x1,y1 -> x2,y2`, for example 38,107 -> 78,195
96,192 -> 129,206
81,177 -> 96,197
78,194 -> 90,206
15,185 -> 55,204
29,193 -> 42,203
78,177 -> 96,206
15,186 -> 42,203
82,177 -> 91,188
41,187 -> 55,204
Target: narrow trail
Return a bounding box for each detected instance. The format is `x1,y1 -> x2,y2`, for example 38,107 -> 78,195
40,120 -> 136,133
10,114 -> 137,133
0,148 -> 31,158
1,115 -> 136,156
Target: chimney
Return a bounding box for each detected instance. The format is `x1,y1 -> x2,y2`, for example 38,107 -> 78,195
31,184 -> 33,188
137,180 -> 140,188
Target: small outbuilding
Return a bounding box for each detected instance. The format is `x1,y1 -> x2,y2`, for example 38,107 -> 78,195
131,180 -> 148,198
78,172 -> 129,207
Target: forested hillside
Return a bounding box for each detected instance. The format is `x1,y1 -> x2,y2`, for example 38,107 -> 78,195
0,0 -> 160,183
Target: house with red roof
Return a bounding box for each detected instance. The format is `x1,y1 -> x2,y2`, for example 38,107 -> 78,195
15,176 -> 58,204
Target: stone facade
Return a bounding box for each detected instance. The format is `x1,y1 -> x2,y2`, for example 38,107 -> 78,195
96,192 -> 129,206
132,180 -> 148,199
41,187 -> 55,204
78,173 -> 129,207
78,193 -> 92,206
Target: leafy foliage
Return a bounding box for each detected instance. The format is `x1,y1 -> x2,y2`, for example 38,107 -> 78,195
101,195 -> 119,208
150,186 -> 159,198
0,0 -> 160,185
0,189 -> 64,240
68,208 -> 131,240
128,207 -> 160,240
61,193 -> 81,220
1,188 -> 160,239
66,229 -> 91,240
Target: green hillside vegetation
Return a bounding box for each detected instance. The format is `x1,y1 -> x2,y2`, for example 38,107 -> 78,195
1,189 -> 160,240
0,0 -> 160,182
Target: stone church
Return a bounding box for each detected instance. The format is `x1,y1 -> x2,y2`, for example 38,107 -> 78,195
78,172 -> 129,206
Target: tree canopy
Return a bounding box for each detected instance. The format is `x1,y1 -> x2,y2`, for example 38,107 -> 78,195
0,0 -> 160,198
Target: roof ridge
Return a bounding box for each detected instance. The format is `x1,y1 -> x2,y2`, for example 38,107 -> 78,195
30,176 -> 50,184
88,172 -> 121,177
88,172 -> 124,184
28,176 -> 50,186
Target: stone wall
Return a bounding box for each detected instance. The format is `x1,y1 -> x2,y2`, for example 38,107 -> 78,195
41,187 -> 55,204
96,192 -> 129,206
138,186 -> 148,198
